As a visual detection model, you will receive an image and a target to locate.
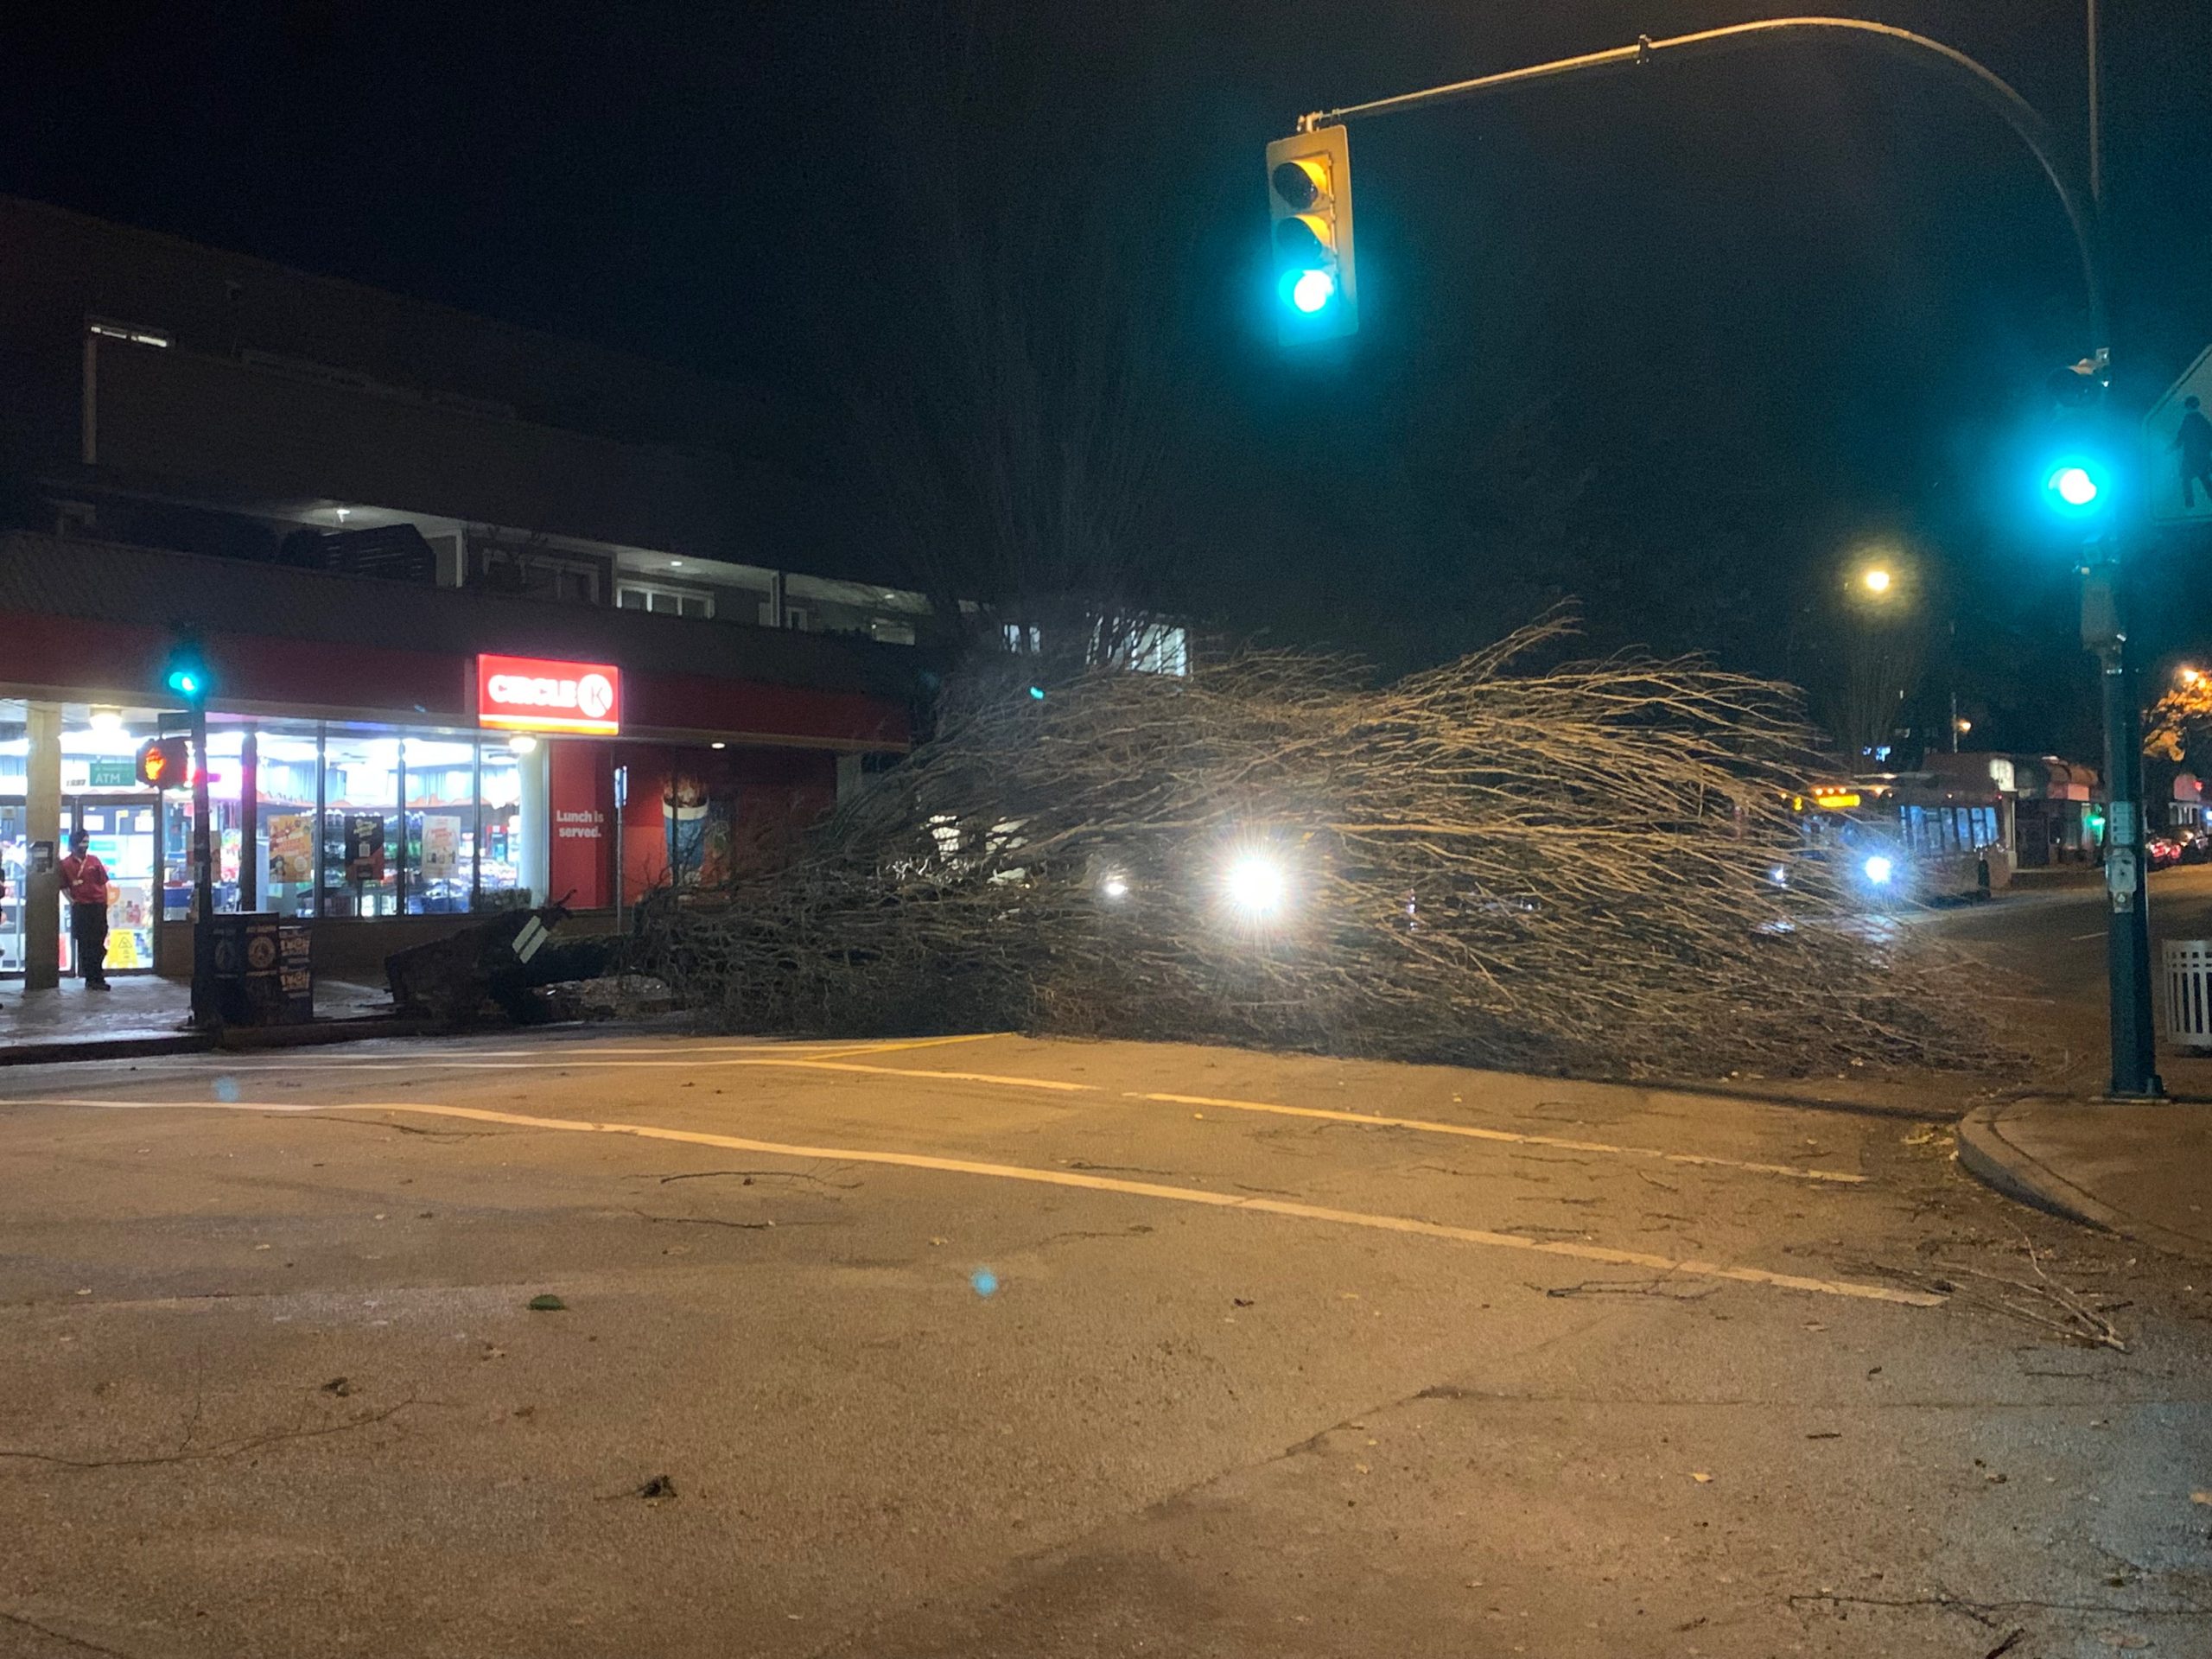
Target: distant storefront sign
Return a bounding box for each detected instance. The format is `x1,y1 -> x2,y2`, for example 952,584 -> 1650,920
87,758 -> 137,789
476,653 -> 622,736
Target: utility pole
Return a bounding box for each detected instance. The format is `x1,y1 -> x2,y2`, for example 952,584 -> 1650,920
1280,15 -> 2158,1096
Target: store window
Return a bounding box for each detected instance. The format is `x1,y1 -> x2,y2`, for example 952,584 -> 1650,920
255,730 -> 321,918
404,737 -> 477,914
478,741 -> 533,909
141,723 -> 542,926
321,729 -> 401,917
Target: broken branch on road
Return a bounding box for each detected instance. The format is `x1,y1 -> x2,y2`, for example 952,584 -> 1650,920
641,612 -> 2013,1081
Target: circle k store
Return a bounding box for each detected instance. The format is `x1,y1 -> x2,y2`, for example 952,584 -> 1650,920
0,537 -> 916,986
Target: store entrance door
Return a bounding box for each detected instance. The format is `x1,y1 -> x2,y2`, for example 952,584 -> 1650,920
60,797 -> 158,976
0,799 -> 29,977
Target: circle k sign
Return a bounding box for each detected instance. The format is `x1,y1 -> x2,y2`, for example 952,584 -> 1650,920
476,654 -> 624,735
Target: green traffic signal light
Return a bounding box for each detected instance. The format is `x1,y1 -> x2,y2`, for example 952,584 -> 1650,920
162,638 -> 211,702
2042,455 -> 2112,519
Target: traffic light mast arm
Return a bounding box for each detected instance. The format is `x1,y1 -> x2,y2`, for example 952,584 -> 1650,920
1296,16 -> 2107,364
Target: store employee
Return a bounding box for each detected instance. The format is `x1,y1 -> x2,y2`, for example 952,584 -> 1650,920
59,828 -> 112,989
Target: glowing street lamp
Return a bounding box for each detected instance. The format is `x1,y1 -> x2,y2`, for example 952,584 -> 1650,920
1224,853 -> 1287,919
1860,566 -> 1893,596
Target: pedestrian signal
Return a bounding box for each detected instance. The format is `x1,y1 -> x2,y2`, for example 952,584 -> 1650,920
137,736 -> 188,789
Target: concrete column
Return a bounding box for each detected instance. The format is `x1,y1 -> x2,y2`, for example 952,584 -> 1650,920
517,741 -> 550,906
24,702 -> 61,991
836,753 -> 862,804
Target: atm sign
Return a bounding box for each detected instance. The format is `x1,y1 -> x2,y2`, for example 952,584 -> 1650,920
476,654 -> 622,735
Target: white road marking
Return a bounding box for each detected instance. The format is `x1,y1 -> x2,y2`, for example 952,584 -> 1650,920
31,1043 -> 1866,1185
2,1094 -> 1942,1307
1128,1091 -> 1866,1184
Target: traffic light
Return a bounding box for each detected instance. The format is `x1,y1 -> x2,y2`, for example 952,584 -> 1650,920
2037,359 -> 2121,530
1265,126 -> 1358,343
2044,454 -> 2113,519
137,736 -> 189,789
163,637 -> 211,702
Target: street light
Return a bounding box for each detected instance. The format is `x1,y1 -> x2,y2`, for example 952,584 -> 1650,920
1224,853 -> 1287,919
1861,566 -> 1894,596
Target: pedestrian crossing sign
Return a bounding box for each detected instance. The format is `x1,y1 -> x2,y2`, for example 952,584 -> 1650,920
2147,344 -> 2212,523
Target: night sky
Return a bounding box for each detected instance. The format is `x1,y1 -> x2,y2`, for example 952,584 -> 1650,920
6,2 -> 2210,759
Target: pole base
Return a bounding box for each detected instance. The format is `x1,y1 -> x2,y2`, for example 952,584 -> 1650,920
2100,1077 -> 2167,1103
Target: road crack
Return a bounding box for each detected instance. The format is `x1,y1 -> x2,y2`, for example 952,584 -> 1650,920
0,1607 -> 138,1658
0,1397 -> 419,1471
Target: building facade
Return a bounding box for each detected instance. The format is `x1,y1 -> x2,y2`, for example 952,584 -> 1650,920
0,197 -> 925,985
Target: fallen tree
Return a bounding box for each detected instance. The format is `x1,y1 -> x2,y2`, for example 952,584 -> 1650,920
642,614 -> 2006,1078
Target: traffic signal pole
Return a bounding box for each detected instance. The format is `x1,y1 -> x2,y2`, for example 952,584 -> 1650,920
189,696 -> 216,1031
2089,556 -> 2162,1095
1287,16 -> 2167,1097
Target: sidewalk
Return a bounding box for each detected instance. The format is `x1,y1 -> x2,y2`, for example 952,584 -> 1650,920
0,975 -> 405,1064
1958,1095 -> 2212,1264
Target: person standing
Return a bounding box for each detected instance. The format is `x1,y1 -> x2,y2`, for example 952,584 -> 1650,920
59,828 -> 111,989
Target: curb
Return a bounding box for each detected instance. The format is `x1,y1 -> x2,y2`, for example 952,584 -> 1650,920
2,1015 -> 431,1067
216,1017 -> 435,1052
0,1033 -> 211,1067
1955,1101 -> 2212,1264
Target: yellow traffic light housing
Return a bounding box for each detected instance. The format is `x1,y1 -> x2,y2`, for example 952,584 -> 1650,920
1266,126 -> 1358,343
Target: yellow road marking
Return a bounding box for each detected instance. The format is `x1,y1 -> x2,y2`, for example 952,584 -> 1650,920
779,1059 -> 1094,1091
9,1095 -> 1937,1307
1127,1091 -> 1866,1185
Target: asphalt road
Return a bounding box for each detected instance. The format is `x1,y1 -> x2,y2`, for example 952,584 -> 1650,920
1933,865 -> 2212,996
1,1030 -> 2208,1657
1926,863 -> 2212,1092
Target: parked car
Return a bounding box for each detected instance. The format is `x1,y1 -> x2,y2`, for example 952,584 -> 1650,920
2146,836 -> 2184,870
